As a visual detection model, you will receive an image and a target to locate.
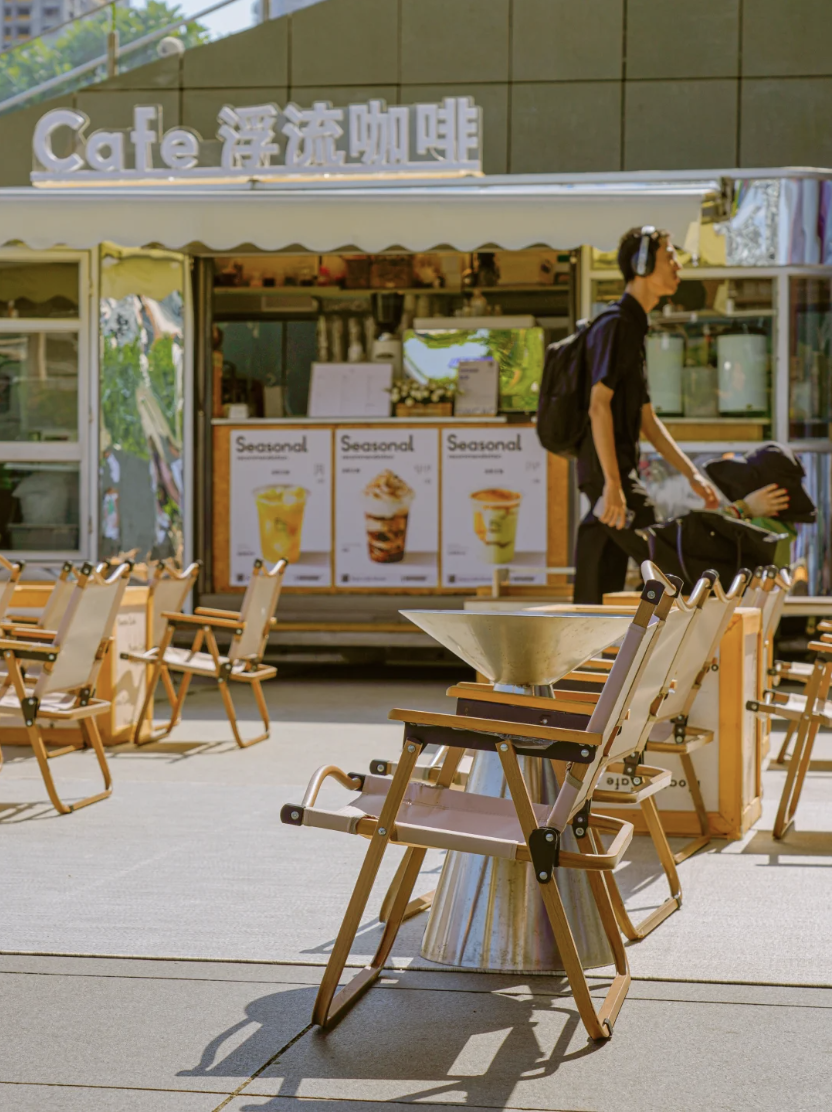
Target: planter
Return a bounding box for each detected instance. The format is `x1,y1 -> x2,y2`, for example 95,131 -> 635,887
395,402 -> 453,417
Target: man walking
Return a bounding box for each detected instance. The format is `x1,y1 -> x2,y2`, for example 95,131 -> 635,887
573,226 -> 719,604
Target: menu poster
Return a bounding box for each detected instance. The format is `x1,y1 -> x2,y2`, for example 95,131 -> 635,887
441,426 -> 548,587
335,427 -> 439,588
229,428 -> 332,588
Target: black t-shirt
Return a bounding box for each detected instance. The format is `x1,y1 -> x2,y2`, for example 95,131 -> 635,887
577,292 -> 650,489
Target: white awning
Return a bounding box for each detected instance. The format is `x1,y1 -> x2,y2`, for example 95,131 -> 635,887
0,174 -> 720,253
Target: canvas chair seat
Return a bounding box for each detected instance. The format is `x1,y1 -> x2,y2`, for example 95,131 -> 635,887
294,773 -> 627,863
755,689 -> 832,727
137,645 -> 277,682
0,689 -> 109,720
774,660 -> 813,681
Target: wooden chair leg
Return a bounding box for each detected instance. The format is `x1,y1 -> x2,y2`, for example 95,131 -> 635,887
672,751 -> 711,864
589,796 -> 682,942
377,746 -> 464,924
28,717 -> 113,815
312,739 -> 424,1028
499,745 -> 628,1040
133,625 -> 196,746
775,719 -> 797,765
378,851 -> 435,924
220,678 -> 270,749
774,715 -> 819,839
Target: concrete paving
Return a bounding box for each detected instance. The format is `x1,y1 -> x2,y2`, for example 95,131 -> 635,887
1,668 -> 831,1110
1,955 -> 831,1112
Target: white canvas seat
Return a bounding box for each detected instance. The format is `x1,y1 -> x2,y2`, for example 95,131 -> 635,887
282,576 -> 673,1042
126,558 -> 285,748
0,562 -> 131,815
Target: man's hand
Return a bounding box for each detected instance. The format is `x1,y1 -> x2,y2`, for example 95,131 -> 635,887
743,484 -> 790,518
689,470 -> 720,510
598,481 -> 629,530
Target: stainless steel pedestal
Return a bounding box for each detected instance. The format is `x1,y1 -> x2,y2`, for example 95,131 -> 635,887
421,750 -> 614,973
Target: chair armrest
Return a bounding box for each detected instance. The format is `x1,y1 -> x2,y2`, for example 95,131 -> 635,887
559,670 -> 607,685
162,611 -> 244,632
0,624 -> 57,641
195,606 -> 242,620
0,638 -> 58,660
389,707 -> 600,752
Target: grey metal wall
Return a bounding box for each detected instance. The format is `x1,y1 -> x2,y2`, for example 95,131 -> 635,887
3,0 -> 832,186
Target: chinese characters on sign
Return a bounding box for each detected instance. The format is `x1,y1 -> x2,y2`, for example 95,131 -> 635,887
31,98 -> 483,186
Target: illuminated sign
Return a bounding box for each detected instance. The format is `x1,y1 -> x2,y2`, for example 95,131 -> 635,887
31,98 -> 483,186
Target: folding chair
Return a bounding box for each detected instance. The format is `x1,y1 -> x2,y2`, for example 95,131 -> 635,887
281,579 -> 672,1041
0,562 -> 131,814
119,560 -> 201,744
748,631 -> 832,839
129,558 -> 286,748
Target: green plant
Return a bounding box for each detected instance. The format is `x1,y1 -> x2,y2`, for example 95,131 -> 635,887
0,2 -> 208,107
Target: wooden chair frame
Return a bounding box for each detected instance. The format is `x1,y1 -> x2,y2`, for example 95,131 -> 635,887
0,562 -> 131,814
131,558 -> 286,748
120,560 -> 201,744
283,584 -> 678,1039
749,635 -> 832,839
286,723 -> 633,1042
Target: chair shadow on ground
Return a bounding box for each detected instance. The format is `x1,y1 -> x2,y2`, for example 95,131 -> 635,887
178,979 -> 604,1110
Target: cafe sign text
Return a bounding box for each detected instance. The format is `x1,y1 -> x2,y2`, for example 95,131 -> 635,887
31,98 -> 483,187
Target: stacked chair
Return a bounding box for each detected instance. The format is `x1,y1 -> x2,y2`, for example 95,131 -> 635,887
0,561 -> 131,814
127,557 -> 287,748
282,572 -> 677,1040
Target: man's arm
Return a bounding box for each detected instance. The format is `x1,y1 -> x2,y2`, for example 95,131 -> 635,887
640,403 -> 719,508
588,381 -> 629,529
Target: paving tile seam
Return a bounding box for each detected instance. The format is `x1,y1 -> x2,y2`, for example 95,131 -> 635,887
211,1023 -> 316,1112
236,1097 -> 591,1112
0,1079 -> 235,1095
2,951 -> 831,992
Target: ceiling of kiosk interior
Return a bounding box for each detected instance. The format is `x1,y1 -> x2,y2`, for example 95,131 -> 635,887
0,175 -> 719,254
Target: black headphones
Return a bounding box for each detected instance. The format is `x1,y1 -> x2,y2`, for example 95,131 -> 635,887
634,225 -> 658,276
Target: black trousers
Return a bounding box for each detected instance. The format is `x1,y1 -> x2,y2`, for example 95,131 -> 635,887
573,473 -> 657,604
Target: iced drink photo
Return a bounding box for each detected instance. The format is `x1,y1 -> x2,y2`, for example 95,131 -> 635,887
254,484 -> 308,563
470,488 -> 522,563
363,470 -> 415,563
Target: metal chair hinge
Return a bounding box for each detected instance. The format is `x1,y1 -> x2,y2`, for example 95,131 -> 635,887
78,687 -> 91,708
529,826 -> 560,882
623,751 -> 641,781
572,808 -> 590,839
218,661 -> 232,684
21,696 -> 39,728
673,715 -> 688,744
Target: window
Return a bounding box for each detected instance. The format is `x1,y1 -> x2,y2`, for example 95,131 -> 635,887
0,253 -> 88,559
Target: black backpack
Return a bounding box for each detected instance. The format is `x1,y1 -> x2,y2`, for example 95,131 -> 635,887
536,308 -> 617,458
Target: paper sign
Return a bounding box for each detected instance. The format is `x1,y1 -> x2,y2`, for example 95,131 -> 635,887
441,426 -> 547,587
455,358 -> 499,416
335,426 -> 439,587
229,427 -> 332,588
308,362 -> 393,418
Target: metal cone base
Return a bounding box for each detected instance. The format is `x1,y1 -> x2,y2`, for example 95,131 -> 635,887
421,752 -> 614,973
401,609 -> 631,686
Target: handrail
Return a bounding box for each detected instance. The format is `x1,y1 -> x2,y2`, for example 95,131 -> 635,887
0,0 -> 327,117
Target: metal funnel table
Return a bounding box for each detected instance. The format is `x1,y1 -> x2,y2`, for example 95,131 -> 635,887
401,608 -> 632,973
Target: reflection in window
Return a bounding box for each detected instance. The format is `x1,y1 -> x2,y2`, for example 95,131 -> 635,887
0,462 -> 79,552
0,332 -> 78,442
99,251 -> 185,563
790,278 -> 831,439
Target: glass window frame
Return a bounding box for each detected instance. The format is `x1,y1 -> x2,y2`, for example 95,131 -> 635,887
0,249 -> 90,561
